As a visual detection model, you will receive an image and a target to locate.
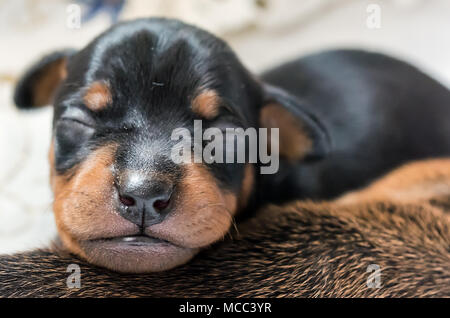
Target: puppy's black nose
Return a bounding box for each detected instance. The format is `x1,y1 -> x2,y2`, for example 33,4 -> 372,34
116,172 -> 173,227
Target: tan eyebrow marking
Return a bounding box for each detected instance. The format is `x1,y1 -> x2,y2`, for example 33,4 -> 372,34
192,90 -> 221,119
83,81 -> 112,111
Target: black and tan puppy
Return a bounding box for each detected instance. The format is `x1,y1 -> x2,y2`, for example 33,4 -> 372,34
13,18 -> 450,273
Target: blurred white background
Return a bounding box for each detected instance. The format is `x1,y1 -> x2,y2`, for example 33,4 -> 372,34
0,0 -> 449,254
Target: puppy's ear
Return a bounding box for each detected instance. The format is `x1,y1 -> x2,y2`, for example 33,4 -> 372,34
14,49 -> 75,109
259,84 -> 331,162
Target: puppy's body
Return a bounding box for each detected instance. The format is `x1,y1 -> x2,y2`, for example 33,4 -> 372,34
261,50 -> 450,203
1,159 -> 450,297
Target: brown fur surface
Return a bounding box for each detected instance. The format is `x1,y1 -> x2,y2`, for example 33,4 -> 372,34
337,159 -> 450,205
0,159 -> 449,297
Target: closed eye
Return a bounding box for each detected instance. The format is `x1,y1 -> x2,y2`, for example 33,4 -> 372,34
60,106 -> 96,128
60,117 -> 94,128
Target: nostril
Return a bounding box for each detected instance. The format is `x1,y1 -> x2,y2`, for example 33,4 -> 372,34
153,198 -> 170,211
119,195 -> 136,207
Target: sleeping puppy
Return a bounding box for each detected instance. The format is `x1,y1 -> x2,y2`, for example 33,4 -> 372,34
13,18 -> 450,273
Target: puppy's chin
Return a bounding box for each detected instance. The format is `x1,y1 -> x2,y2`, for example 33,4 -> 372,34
80,236 -> 199,273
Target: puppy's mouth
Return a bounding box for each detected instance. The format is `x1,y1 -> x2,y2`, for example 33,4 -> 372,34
99,235 -> 171,246
80,234 -> 199,273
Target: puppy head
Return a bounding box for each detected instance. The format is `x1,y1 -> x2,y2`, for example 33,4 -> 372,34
15,18 -> 329,273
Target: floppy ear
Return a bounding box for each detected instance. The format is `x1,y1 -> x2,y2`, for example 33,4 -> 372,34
259,84 -> 331,162
14,49 -> 75,109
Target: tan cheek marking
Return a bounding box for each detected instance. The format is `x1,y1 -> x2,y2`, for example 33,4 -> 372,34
180,163 -> 238,219
192,90 -> 221,119
260,103 -> 312,161
49,140 -> 88,254
238,164 -> 255,210
83,81 -> 112,111
150,163 -> 237,248
49,143 -> 136,257
34,59 -> 67,106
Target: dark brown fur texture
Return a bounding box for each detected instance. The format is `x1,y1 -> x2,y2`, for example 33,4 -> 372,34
0,159 -> 449,297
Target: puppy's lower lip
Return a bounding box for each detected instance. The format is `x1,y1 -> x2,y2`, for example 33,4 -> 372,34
81,235 -> 198,273
104,235 -> 169,245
